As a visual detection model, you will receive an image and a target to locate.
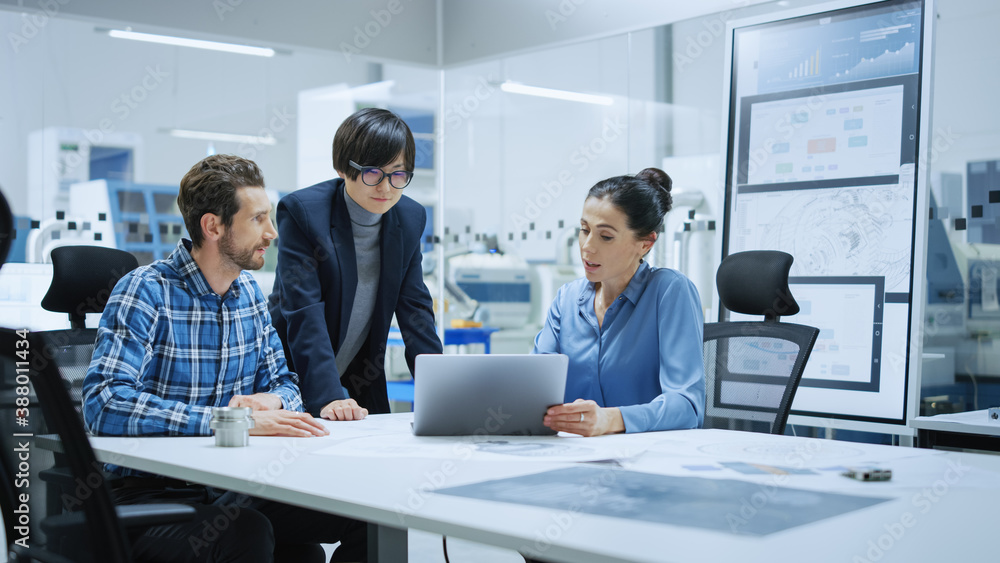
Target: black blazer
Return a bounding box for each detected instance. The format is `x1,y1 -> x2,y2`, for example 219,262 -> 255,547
268,179 -> 442,415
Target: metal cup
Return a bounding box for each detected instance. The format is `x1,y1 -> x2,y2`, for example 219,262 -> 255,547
209,407 -> 255,447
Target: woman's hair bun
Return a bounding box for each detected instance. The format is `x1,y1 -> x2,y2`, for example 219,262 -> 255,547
636,167 -> 672,213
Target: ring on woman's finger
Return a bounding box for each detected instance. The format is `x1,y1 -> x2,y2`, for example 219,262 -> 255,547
580,413 -> 585,422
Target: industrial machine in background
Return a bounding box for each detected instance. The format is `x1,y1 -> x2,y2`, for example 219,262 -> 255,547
28,126 -> 143,221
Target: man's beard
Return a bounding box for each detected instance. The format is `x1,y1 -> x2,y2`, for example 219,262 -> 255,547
220,230 -> 265,271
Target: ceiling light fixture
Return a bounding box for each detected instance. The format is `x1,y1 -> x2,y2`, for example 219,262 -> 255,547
104,29 -> 275,57
167,129 -> 277,146
499,81 -> 614,106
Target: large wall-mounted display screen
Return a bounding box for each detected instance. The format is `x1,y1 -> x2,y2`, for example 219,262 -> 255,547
722,0 -> 929,426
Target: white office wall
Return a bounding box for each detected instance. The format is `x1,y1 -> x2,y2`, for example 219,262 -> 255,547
0,0 -> 439,65
0,12 -> 371,217
442,35 -> 640,262
926,0 -> 1000,186
441,0 -> 774,66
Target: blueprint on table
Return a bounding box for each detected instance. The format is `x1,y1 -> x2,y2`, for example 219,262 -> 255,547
434,465 -> 890,536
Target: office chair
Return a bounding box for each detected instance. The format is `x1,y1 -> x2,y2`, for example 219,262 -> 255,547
38,245 -> 138,405
0,192 -> 191,562
0,329 -> 196,563
0,186 -> 12,267
702,250 -> 819,435
0,186 -> 22,552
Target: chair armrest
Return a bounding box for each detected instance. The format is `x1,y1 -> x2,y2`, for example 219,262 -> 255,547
9,545 -> 78,563
116,503 -> 197,527
40,503 -> 196,536
37,467 -> 74,487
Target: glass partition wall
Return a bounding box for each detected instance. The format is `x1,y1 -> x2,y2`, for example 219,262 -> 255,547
3,1 -> 999,421
437,0 -> 1000,423
439,35 -> 636,353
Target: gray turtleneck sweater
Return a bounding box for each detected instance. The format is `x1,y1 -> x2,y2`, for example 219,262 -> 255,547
335,189 -> 382,378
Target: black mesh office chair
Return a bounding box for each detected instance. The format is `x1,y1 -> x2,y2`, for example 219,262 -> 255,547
38,245 -> 139,405
702,251 -> 820,435
0,198 -> 192,562
1,329 -> 195,563
0,186 -> 25,555
0,186 -> 12,266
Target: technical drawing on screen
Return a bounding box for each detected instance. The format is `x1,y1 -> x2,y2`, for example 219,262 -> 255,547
721,0 -> 933,430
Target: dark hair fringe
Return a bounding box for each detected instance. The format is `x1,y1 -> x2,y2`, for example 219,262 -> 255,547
177,154 -> 265,248
586,167 -> 673,237
332,108 -> 416,180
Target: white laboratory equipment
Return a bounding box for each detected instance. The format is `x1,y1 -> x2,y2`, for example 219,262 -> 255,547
449,252 -> 532,329
28,127 -> 143,220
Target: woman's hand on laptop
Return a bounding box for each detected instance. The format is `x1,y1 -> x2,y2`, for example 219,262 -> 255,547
543,399 -> 625,437
250,411 -> 330,437
320,398 -> 369,421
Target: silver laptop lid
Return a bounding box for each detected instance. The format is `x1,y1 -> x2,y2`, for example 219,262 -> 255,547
412,354 -> 569,436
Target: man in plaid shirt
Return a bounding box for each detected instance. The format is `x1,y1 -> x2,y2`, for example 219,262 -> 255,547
83,154 -> 366,562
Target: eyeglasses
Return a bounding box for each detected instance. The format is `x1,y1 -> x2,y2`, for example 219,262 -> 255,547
348,160 -> 413,189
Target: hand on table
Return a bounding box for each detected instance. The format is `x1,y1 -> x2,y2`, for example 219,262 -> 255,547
229,393 -> 283,411
320,398 -> 368,421
543,399 -> 625,437
249,410 -> 329,437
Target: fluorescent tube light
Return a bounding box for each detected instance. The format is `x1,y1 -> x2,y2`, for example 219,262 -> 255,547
167,129 -> 277,146
499,81 -> 614,106
106,29 -> 275,57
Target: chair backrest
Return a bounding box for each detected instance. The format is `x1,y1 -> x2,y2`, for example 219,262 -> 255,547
39,329 -> 100,406
41,245 -> 139,329
702,251 -> 819,435
0,328 -> 132,563
0,186 -> 13,267
37,245 -> 137,406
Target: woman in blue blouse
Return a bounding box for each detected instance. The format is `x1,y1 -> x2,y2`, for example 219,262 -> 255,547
533,167 -> 705,436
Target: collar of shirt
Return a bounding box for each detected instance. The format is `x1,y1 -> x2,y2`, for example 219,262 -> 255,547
343,185 -> 383,227
576,259 -> 653,306
171,239 -> 242,300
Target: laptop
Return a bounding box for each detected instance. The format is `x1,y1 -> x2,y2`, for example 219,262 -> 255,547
412,354 -> 569,436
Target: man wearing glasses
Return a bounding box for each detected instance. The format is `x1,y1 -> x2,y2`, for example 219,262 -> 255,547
268,108 -> 442,429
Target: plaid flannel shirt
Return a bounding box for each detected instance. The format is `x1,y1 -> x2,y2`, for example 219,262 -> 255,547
83,240 -> 303,458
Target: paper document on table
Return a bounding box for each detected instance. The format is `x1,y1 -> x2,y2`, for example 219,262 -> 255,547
312,433 -> 652,463
921,409 -> 998,425
644,428 -> 943,466
435,466 -> 891,536
323,413 -> 415,433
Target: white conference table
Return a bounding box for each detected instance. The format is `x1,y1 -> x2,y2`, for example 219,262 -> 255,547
68,414 -> 1000,563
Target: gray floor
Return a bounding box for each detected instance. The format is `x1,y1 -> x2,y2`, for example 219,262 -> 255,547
323,531 -> 524,562
408,530 -> 525,563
